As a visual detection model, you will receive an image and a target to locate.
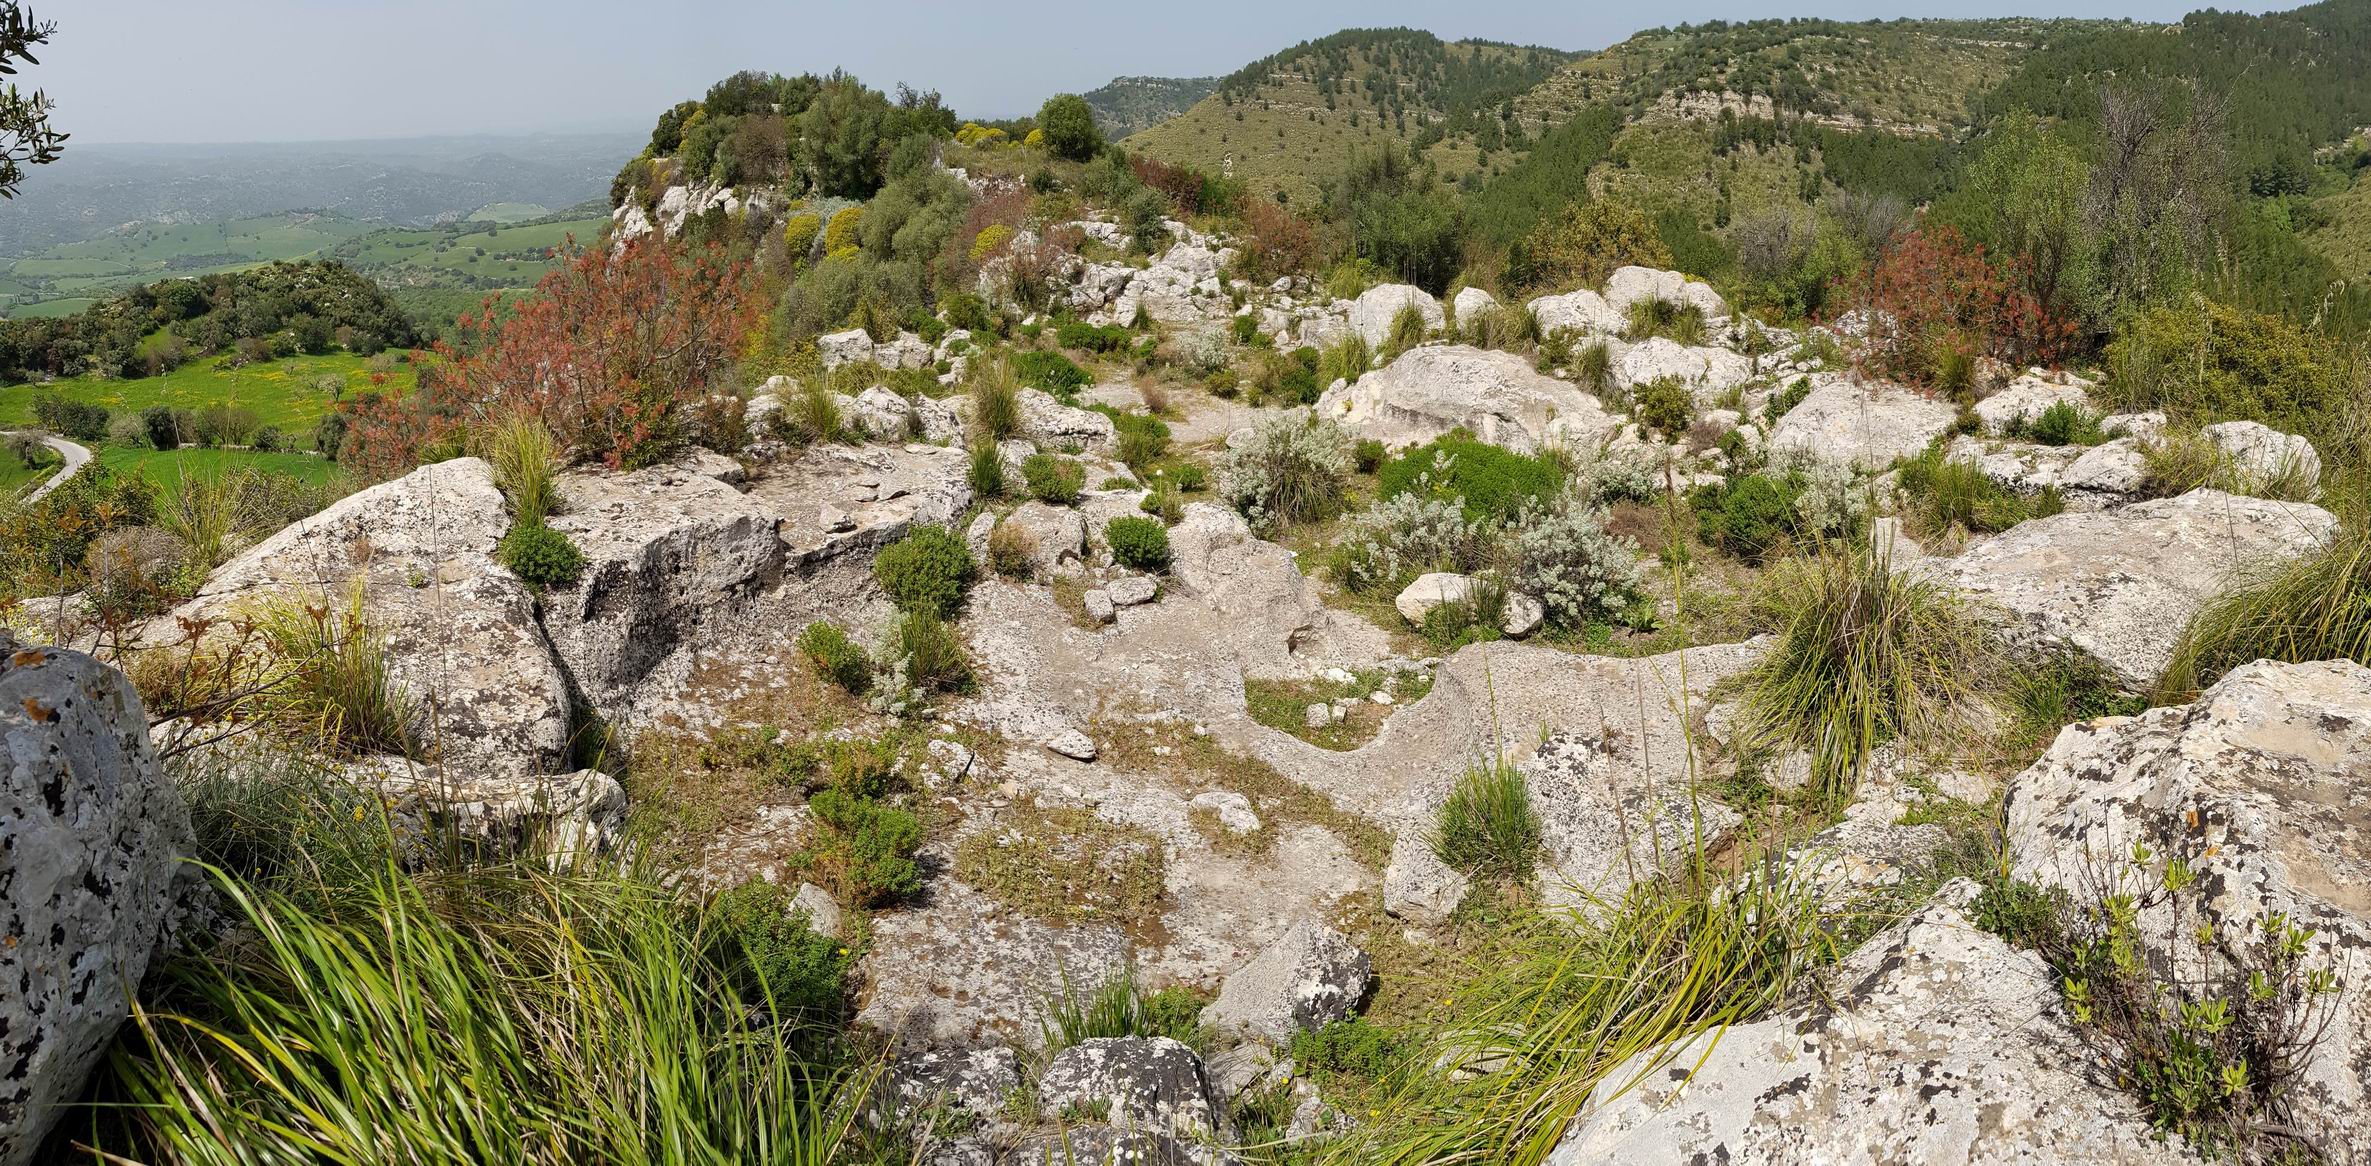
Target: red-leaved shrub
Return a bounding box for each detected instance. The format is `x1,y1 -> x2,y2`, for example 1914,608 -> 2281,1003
1842,225 -> 2074,390
340,237 -> 755,479
1236,200 -> 1319,283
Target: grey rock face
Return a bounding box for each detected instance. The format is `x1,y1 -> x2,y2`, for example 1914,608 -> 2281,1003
159,457 -> 572,777
2005,659 -> 2371,1157
345,757 -> 626,865
1347,284 -> 1443,348
1525,288 -> 1623,337
1934,489 -> 2339,689
880,1046 -> 1022,1126
1314,345 -> 1619,455
1973,369 -> 2092,435
1548,881 -> 2188,1165
1768,374 -> 1958,470
1006,1125 -> 1240,1166
1037,1037 -> 1223,1138
1203,921 -> 1372,1044
1,642 -> 187,1166
1011,389 -> 1118,453
1105,575 -> 1158,608
1612,337 -> 1754,402
1522,733 -> 1743,915
1602,265 -> 1726,319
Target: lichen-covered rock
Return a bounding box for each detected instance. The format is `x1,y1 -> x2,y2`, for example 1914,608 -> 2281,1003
1007,1125 -> 1239,1166
1203,921 -> 1372,1044
819,328 -> 875,369
1933,489 -> 2339,690
1525,288 -> 1624,337
345,757 -> 626,865
1000,503 -> 1088,575
1037,1037 -> 1223,1138
879,1046 -> 1023,1126
1768,374 -> 1957,470
1,641 -> 187,1166
1523,732 -> 1743,914
542,456 -> 786,724
1602,266 -> 1726,319
1010,389 -> 1117,453
2204,419 -> 2321,489
161,457 -> 572,776
1547,881 -> 2188,1165
2004,659 -> 2371,1156
1347,283 -> 1444,348
1612,337 -> 1755,402
1314,345 -> 1620,455
1974,369 -> 2092,435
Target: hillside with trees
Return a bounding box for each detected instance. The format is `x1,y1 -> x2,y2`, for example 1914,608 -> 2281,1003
1083,74 -> 1219,139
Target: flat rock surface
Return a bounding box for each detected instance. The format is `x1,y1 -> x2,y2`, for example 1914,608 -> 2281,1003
1313,344 -> 1619,455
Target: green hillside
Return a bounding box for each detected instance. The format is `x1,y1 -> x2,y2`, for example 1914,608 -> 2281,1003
0,214 -> 378,317
1125,29 -> 1575,205
1082,75 -> 1219,139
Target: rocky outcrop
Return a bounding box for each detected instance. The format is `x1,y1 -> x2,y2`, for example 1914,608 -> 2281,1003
1612,337 -> 1755,402
542,457 -> 786,724
1974,369 -> 2092,435
1008,1126 -> 1238,1166
1524,732 -> 1743,914
2204,419 -> 2322,489
1347,284 -> 1443,348
160,457 -> 573,776
1603,266 -> 1727,319
1203,922 -> 1372,1044
1526,289 -> 1623,337
2004,659 -> 2371,1156
1449,286 -> 1498,323
1767,374 -> 1957,470
1010,389 -> 1118,453
1037,1037 -> 1223,1138
1312,345 -> 1620,455
1933,489 -> 2339,689
1547,881 -> 2188,1164
346,756 -> 627,865
1,641 -> 186,1166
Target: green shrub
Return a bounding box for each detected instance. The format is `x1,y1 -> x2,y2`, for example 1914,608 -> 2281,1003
967,442 -> 1006,499
1354,438 -> 1390,474
1574,339 -> 1613,392
1014,350 -> 1090,400
1693,474 -> 1798,562
873,525 -> 976,617
2104,300 -> 2349,437
1167,462 -> 1207,492
806,787 -> 923,905
987,521 -> 1036,579
1215,414 -> 1355,532
1022,453 -> 1085,505
702,880 -> 847,1026
499,521 -> 587,590
1431,759 -> 1539,881
1385,303 -> 1432,356
30,391 -> 109,442
2023,400 -> 2105,447
1289,1018 -> 1406,1082
1763,376 -> 1813,423
1632,376 -> 1694,440
891,608 -> 974,694
1377,435 -> 1563,523
1319,334 -> 1374,386
1106,516 -> 1172,572
796,620 -> 872,694
1111,412 -> 1171,470
1897,445 -> 2031,534
1056,320 -> 1129,353
142,405 -> 182,450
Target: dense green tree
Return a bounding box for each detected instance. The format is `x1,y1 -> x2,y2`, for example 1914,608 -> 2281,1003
799,73 -> 895,197
1,2 -> 66,199
1935,110 -> 2096,323
1037,94 -> 1103,162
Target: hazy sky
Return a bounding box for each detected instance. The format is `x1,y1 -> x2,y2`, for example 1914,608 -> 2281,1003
39,0 -> 2262,145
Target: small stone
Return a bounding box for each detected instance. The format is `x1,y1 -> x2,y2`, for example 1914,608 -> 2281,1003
819,504 -> 855,533
1082,590 -> 1116,625
1045,728 -> 1099,762
1191,791 -> 1262,834
1370,691 -> 1394,706
1304,702 -> 1332,730
1500,592 -> 1545,638
791,882 -> 842,938
1394,572 -> 1476,624
1106,575 -> 1158,607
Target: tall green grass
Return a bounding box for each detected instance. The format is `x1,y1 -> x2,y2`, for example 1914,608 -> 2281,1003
2155,524 -> 2370,701
481,411 -> 564,525
1735,544 -> 2004,804
93,863 -> 875,1166
1431,760 -> 1540,882
251,584 -> 416,759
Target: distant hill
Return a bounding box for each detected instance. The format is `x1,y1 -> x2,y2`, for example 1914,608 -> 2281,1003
1083,76 -> 1218,139
0,132 -> 640,257
1124,28 -> 1575,205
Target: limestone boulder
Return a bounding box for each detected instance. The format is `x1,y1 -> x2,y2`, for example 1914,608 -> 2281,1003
1314,345 -> 1620,455
1768,374 -> 1957,470
2004,659 -> 2371,1157
1203,921 -> 1372,1044
1547,882 -> 2188,1165
1933,489 -> 2339,690
344,756 -> 626,865
1011,389 -> 1117,453
541,457 -> 786,724
2205,419 -> 2321,489
1392,572 -> 1475,624
1602,266 -> 1726,319
1975,370 -> 2092,435
1525,289 -> 1623,337
0,642 -> 187,1166
1524,732 -> 1743,913
1008,1126 -> 1238,1166
819,328 -> 875,369
1037,1037 -> 1223,1138
1449,286 -> 1498,324
1347,284 -> 1443,348
163,458 -> 572,776
1612,337 -> 1756,403
998,503 -> 1088,576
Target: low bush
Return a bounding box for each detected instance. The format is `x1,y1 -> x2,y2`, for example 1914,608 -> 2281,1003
2021,400 -> 2104,447
1354,438 -> 1390,474
796,620 -> 872,694
969,356 -> 1022,441
805,786 -> 923,905
702,879 -> 848,1028
1110,411 -> 1171,470
1897,445 -> 2035,534
1376,435 -> 1563,523
1014,350 -> 1090,400
967,441 -> 1006,499
987,521 -> 1037,579
1215,414 -> 1355,532
1500,497 -> 1647,628
1691,474 -> 1798,562
1105,515 -> 1171,572
1056,320 -> 1129,353
891,608 -> 973,694
873,525 -> 976,617
1432,759 -> 1539,881
1574,339 -> 1613,393
252,586 -> 415,760
30,391 -> 109,442
499,521 -> 588,590
1632,376 -> 1694,441
1021,453 -> 1085,505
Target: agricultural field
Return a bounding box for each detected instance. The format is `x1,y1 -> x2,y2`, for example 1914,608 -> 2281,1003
96,444 -> 345,486
0,214 -> 379,316
329,213 -> 606,290
0,351 -> 417,432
